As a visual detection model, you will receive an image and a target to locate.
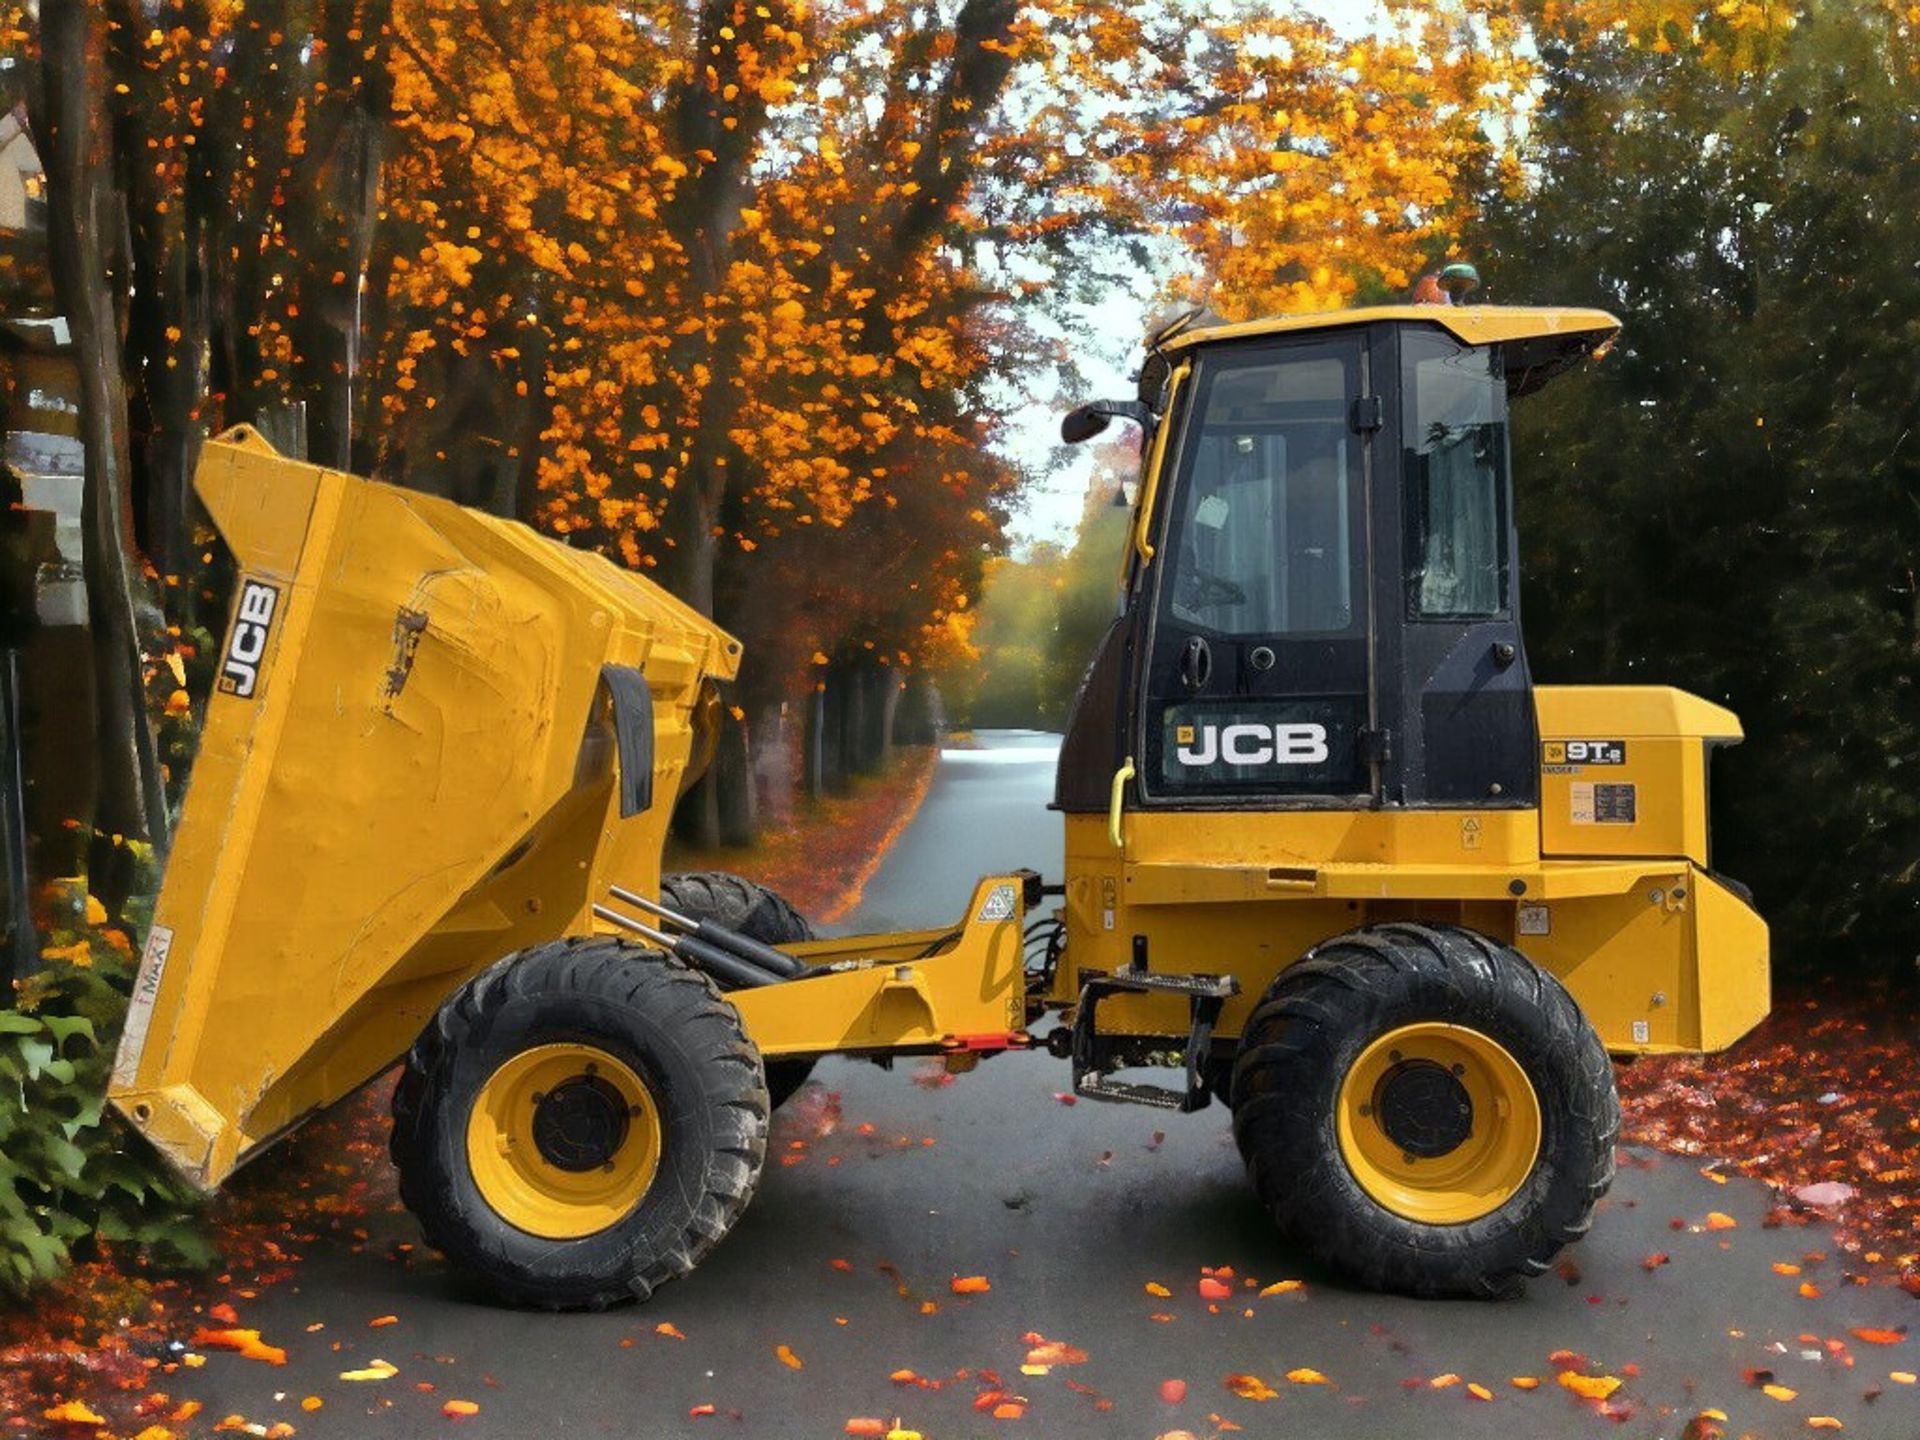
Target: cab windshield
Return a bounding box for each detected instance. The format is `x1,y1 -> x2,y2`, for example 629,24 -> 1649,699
1159,342 -> 1361,638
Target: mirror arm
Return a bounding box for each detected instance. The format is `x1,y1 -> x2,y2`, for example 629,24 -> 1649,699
1061,399 -> 1154,445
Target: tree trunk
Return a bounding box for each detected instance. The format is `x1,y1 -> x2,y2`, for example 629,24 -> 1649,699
118,209 -> 201,585
0,473 -> 35,979
804,676 -> 833,800
830,658 -> 863,789
712,708 -> 755,847
108,0 -> 206,590
898,673 -> 944,746
0,650 -> 33,983
878,669 -> 904,766
294,0 -> 394,470
749,697 -> 792,829
675,764 -> 723,850
656,452 -> 719,615
39,0 -> 171,907
648,0 -> 782,618
672,702 -> 755,849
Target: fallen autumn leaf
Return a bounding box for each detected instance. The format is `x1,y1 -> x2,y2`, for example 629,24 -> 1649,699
189,1329 -> 288,1366
43,1401 -> 108,1427
1224,1374 -> 1278,1401
1559,1371 -> 1623,1401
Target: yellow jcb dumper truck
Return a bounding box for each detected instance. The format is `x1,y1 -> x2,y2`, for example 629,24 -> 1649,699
110,298 -> 1769,1308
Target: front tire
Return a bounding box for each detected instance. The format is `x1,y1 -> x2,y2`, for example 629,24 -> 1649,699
1230,923 -> 1618,1299
390,938 -> 768,1309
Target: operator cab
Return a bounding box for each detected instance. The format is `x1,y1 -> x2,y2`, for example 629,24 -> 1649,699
1054,301 -> 1619,815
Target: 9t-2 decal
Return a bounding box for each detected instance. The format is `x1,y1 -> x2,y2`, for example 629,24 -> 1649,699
1542,738 -> 1626,768
218,580 -> 281,698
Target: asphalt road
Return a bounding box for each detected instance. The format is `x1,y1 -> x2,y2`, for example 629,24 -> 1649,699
153,731 -> 1917,1440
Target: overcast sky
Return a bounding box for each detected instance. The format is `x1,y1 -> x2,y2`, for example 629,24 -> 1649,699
998,0 -> 1390,551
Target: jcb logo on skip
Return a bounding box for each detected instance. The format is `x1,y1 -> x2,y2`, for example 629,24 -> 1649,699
1175,722 -> 1329,767
219,580 -> 280,698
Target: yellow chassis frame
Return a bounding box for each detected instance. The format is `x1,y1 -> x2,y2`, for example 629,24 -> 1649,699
723,876 -> 1030,1058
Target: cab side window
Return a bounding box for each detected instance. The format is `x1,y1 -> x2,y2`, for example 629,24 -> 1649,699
1403,336 -> 1508,619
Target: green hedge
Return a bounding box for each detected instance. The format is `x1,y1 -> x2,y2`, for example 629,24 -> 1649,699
0,881 -> 207,1299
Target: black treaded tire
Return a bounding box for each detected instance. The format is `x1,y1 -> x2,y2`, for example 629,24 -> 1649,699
390,937 -> 768,1310
1229,923 -> 1619,1299
660,871 -> 816,1108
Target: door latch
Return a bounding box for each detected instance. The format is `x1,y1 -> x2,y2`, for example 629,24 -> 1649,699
1178,635 -> 1212,690
1357,727 -> 1393,765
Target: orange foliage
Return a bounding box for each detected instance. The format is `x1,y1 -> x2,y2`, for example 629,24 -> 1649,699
1114,3 -> 1534,318
376,0 -> 1015,697
369,0 -> 1551,694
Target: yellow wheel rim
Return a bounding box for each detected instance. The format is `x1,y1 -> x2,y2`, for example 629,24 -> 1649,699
1336,1022 -> 1541,1225
465,1043 -> 662,1240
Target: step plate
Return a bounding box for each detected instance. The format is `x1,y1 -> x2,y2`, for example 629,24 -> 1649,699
1086,968 -> 1238,1000
1074,1074 -> 1187,1110
1070,969 -> 1234,1114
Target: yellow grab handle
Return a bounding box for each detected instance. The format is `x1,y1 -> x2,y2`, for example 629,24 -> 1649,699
1108,757 -> 1136,849
1132,364 -> 1187,565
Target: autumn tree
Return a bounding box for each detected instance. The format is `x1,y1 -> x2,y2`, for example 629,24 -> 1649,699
34,2 -> 170,910
367,0 -> 1551,839
372,0 -> 1049,835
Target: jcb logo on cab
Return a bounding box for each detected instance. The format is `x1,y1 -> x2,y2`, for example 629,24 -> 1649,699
1176,722 -> 1330,767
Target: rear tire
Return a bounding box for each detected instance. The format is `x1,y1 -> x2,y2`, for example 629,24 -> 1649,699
660,871 -> 817,1108
1230,923 -> 1618,1299
390,938 -> 767,1309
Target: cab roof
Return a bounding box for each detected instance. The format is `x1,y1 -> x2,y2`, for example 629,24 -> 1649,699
1155,304 -> 1622,397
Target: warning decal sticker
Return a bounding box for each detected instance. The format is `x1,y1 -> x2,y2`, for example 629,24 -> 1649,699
1570,781 -> 1637,825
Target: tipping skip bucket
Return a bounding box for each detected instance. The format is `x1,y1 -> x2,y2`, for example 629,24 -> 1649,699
109,428 -> 740,1188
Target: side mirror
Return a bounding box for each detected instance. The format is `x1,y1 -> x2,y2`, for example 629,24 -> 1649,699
1061,399 -> 1153,445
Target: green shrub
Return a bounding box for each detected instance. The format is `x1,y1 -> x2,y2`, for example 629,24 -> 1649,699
0,881 -> 208,1299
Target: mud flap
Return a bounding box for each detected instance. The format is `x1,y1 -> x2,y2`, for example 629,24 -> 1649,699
601,664 -> 654,818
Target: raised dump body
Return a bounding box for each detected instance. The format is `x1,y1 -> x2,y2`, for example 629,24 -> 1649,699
110,429 -> 741,1187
